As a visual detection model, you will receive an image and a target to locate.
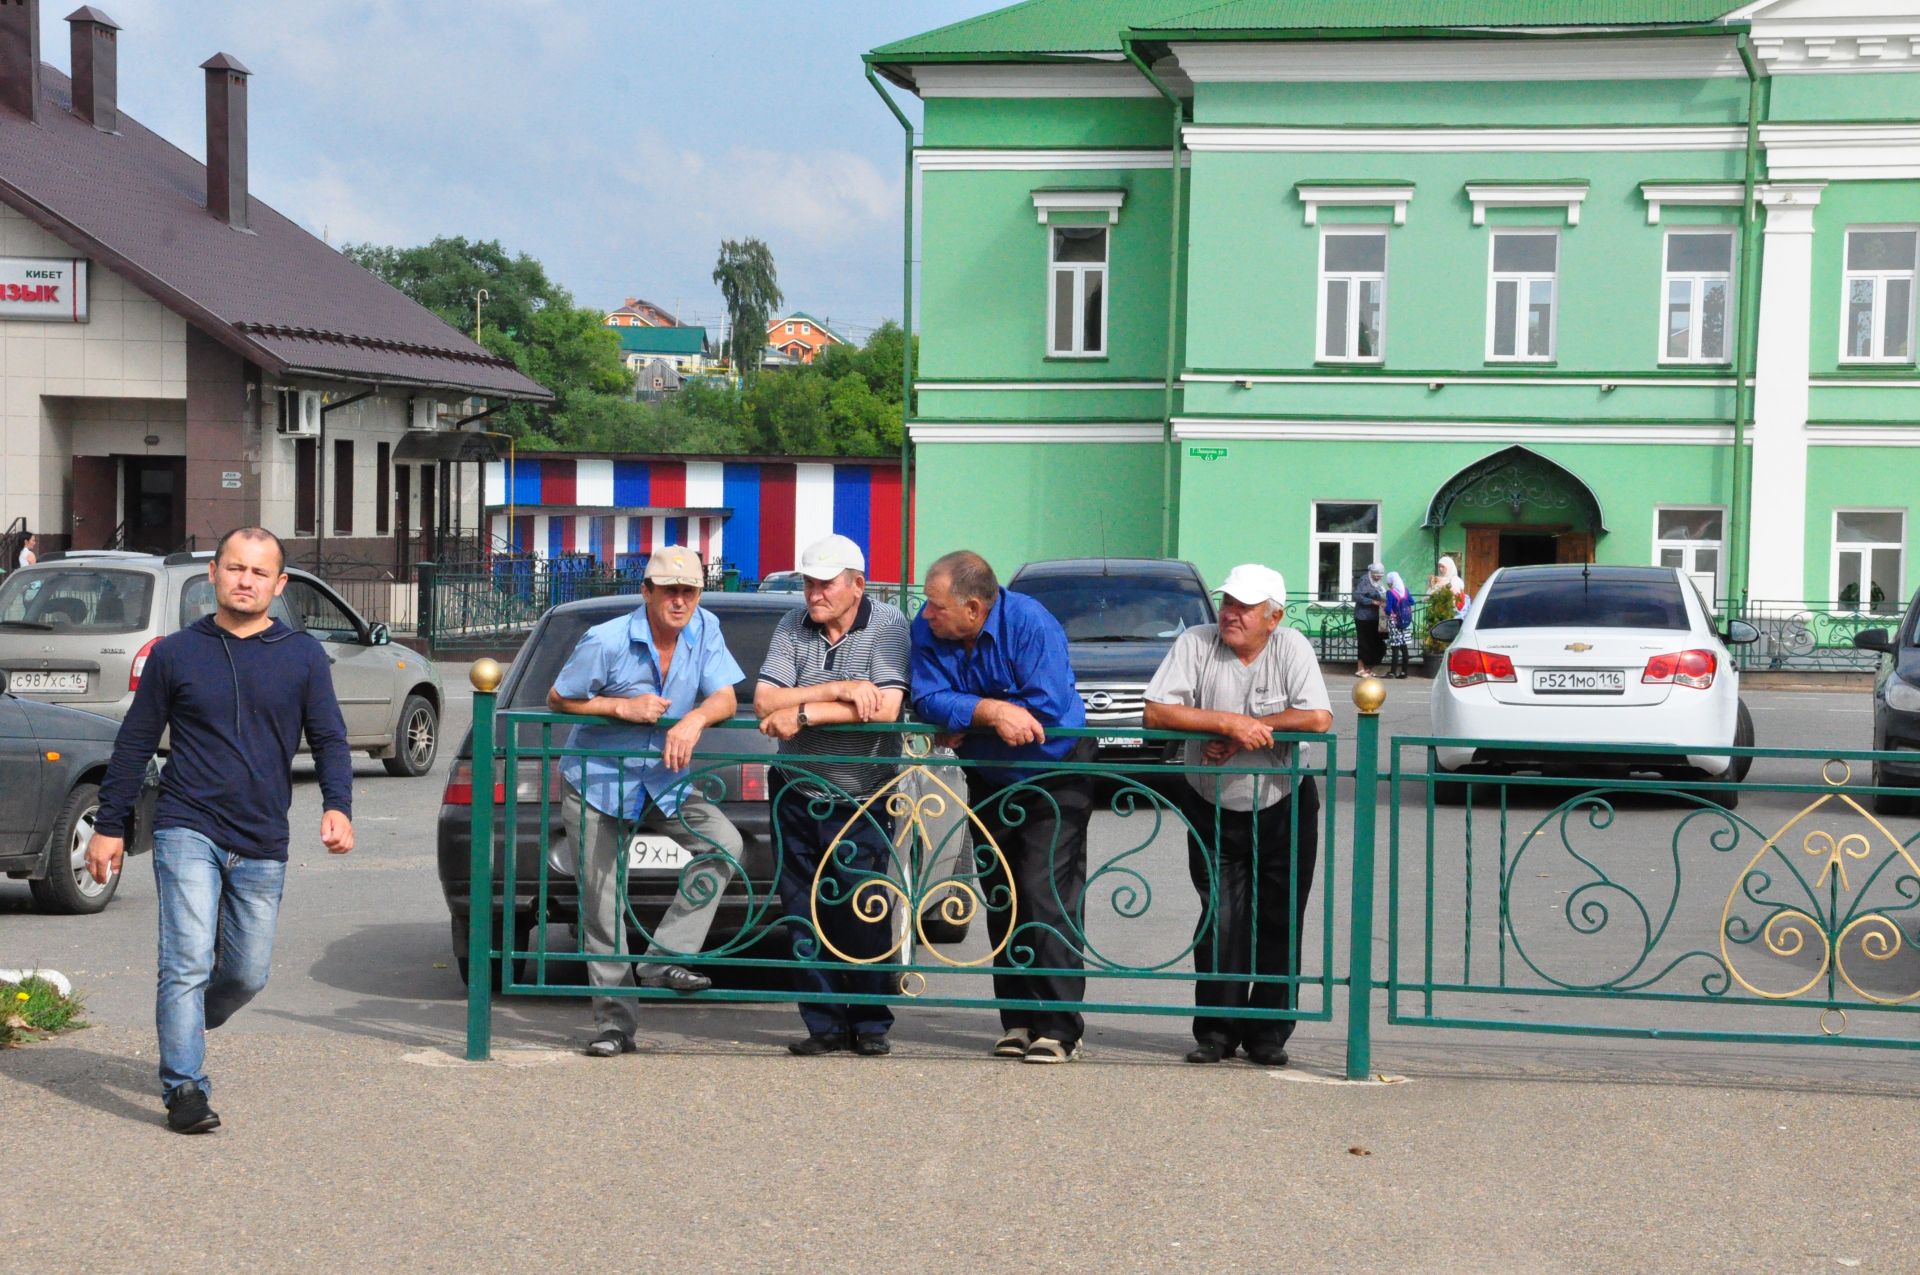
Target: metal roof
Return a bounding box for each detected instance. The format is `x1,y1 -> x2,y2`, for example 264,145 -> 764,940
612,325 -> 708,356
0,66 -> 551,401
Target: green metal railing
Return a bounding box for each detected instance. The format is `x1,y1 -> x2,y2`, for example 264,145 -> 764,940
1722,598 -> 1897,674
1390,736 -> 1920,1050
463,678 -> 1379,1074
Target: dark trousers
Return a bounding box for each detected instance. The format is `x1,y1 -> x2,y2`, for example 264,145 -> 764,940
1180,777 -> 1320,1049
975,771 -> 1093,1046
1356,621 -> 1386,669
773,788 -> 896,1037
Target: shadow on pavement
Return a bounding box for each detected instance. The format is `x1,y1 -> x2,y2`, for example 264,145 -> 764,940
0,1044 -> 161,1128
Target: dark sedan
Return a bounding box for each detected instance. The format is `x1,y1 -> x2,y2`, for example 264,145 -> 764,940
0,668 -> 157,913
1852,590 -> 1920,813
437,591 -> 802,984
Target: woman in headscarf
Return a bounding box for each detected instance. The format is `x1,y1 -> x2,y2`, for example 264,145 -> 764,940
1382,571 -> 1414,677
1352,561 -> 1387,677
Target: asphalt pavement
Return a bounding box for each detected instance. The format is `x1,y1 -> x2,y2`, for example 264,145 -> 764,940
5,672 -> 1918,1272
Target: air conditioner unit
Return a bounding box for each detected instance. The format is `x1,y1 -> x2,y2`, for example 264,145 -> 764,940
277,389 -> 321,437
408,397 -> 441,432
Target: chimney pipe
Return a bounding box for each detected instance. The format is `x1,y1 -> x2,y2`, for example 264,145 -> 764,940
66,6 -> 118,132
201,51 -> 249,230
0,0 -> 42,124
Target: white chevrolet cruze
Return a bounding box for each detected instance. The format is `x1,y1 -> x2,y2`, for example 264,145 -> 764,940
1428,565 -> 1758,803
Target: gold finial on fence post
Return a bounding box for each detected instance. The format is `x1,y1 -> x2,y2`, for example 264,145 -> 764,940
1353,675 -> 1387,716
471,658 -> 503,694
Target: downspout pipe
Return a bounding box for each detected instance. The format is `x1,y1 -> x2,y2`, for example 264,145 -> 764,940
1122,41 -> 1184,558
1731,33 -> 1764,623
866,63 -> 916,589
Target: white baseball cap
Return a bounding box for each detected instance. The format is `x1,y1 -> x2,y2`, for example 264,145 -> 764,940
1215,563 -> 1287,607
797,533 -> 866,580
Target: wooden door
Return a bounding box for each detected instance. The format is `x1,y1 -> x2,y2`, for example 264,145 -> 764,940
69,456 -> 118,549
1464,527 -> 1501,598
1557,532 -> 1594,565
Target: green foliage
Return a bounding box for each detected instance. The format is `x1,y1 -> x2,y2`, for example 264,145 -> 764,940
1,976 -> 83,1047
712,238 -> 783,379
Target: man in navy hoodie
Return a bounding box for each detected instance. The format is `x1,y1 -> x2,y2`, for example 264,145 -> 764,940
88,528 -> 354,1134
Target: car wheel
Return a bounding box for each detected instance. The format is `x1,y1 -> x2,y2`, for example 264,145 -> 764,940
450,913 -> 531,990
1728,700 -> 1755,784
383,694 -> 439,777
917,901 -> 972,946
27,782 -> 117,915
1429,749 -> 1469,806
1872,763 -> 1917,817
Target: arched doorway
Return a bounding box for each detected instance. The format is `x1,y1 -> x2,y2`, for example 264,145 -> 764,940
1423,446 -> 1606,595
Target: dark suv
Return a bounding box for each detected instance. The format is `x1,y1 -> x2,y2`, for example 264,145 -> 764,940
437,591 -> 802,984
1006,558 -> 1215,763
1852,590 -> 1920,814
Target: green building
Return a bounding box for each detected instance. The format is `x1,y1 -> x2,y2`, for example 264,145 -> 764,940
868,0 -> 1920,618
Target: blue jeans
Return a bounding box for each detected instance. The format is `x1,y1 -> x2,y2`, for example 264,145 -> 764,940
773,788 -> 896,1038
151,827 -> 286,1101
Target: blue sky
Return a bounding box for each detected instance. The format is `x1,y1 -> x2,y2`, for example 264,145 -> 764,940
80,1 -> 992,342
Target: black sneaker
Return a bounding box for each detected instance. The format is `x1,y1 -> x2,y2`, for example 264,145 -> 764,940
165,1084 -> 221,1134
1185,1039 -> 1235,1065
639,965 -> 712,994
584,1029 -> 637,1058
1243,1043 -> 1290,1068
852,1033 -> 891,1057
787,1031 -> 850,1057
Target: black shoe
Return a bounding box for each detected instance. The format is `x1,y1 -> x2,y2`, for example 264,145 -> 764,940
852,1033 -> 891,1057
165,1084 -> 220,1134
1185,1039 -> 1235,1065
787,1031 -> 850,1057
1244,1042 -> 1290,1068
584,1029 -> 637,1058
639,965 -> 711,994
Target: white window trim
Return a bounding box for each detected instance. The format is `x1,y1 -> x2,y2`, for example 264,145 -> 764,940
1318,227 -> 1388,365
1031,188 -> 1126,224
1651,504 -> 1728,600
1047,225 -> 1110,359
1658,228 -> 1736,365
1466,182 -> 1588,226
1639,182 -> 1745,225
1309,499 -> 1382,602
1295,183 -> 1414,227
1830,506 -> 1906,613
1486,229 -> 1559,363
1840,224 -> 1919,365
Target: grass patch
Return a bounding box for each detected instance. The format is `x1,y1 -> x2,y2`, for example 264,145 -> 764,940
0,976 -> 85,1047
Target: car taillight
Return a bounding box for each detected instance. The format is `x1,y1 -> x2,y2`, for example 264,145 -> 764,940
1644,649 -> 1716,689
1448,648 -> 1516,688
738,763 -> 768,802
442,760 -> 548,807
128,636 -> 161,692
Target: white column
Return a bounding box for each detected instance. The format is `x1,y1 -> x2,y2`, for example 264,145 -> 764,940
1746,181 -> 1826,601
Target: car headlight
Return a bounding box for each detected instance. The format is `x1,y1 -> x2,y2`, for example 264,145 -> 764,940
1887,679 -> 1920,713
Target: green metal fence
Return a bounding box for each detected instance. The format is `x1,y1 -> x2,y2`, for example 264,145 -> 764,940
462,683 -> 1379,1073
1389,736 -> 1920,1050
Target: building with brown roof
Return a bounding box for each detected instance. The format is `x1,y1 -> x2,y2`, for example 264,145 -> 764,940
0,2 -> 551,571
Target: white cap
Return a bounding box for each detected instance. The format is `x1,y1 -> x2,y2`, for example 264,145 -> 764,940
797,533 -> 866,580
1215,563 -> 1287,607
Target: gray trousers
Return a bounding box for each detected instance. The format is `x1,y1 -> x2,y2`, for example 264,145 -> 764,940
563,788 -> 742,1035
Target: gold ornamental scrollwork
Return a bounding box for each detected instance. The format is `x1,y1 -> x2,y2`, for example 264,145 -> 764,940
1719,768 -> 1920,1019
809,762 -> 1016,969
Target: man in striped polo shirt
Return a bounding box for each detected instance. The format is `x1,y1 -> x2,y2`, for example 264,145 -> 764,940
755,534 -> 912,1057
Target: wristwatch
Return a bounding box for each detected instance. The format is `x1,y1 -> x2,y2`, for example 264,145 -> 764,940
797,703 -> 810,729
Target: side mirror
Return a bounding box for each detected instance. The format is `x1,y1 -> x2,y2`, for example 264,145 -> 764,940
369,622 -> 392,647
1725,620 -> 1761,646
1852,628 -> 1893,653
1428,618 -> 1462,644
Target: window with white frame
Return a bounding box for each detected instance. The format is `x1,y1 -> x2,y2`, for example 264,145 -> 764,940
1833,509 -> 1905,614
1843,229 -> 1918,362
1319,230 -> 1387,362
1654,507 -> 1725,601
1312,502 -> 1379,602
1487,231 -> 1558,361
1661,231 -> 1734,363
1048,226 -> 1108,358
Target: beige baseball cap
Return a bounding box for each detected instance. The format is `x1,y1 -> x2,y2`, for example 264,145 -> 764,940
798,533 -> 866,580
644,545 -> 705,587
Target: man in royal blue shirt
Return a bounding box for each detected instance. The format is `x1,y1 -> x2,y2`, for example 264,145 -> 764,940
911,549 -> 1092,1064
88,527 -> 355,1135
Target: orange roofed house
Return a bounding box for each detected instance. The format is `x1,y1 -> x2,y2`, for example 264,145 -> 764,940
765,311 -> 847,365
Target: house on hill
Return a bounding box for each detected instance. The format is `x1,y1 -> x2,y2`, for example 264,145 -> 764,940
612,324 -> 710,380
604,297 -> 680,328
766,311 -> 848,365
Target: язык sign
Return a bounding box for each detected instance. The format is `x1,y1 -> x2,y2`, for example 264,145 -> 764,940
0,258 -> 87,322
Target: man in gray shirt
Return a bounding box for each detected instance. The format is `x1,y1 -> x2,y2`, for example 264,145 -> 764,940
755,534 -> 911,1057
1144,563 -> 1332,1067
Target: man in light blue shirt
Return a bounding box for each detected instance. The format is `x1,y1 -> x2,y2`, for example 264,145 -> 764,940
548,545 -> 745,1057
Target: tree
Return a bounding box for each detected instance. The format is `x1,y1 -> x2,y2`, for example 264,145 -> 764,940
712,238 -> 783,378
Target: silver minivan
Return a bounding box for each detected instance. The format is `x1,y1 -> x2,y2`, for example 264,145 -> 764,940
0,551 -> 443,776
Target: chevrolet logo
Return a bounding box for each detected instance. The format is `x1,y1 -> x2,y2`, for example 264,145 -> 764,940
1564,642 -> 1594,653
